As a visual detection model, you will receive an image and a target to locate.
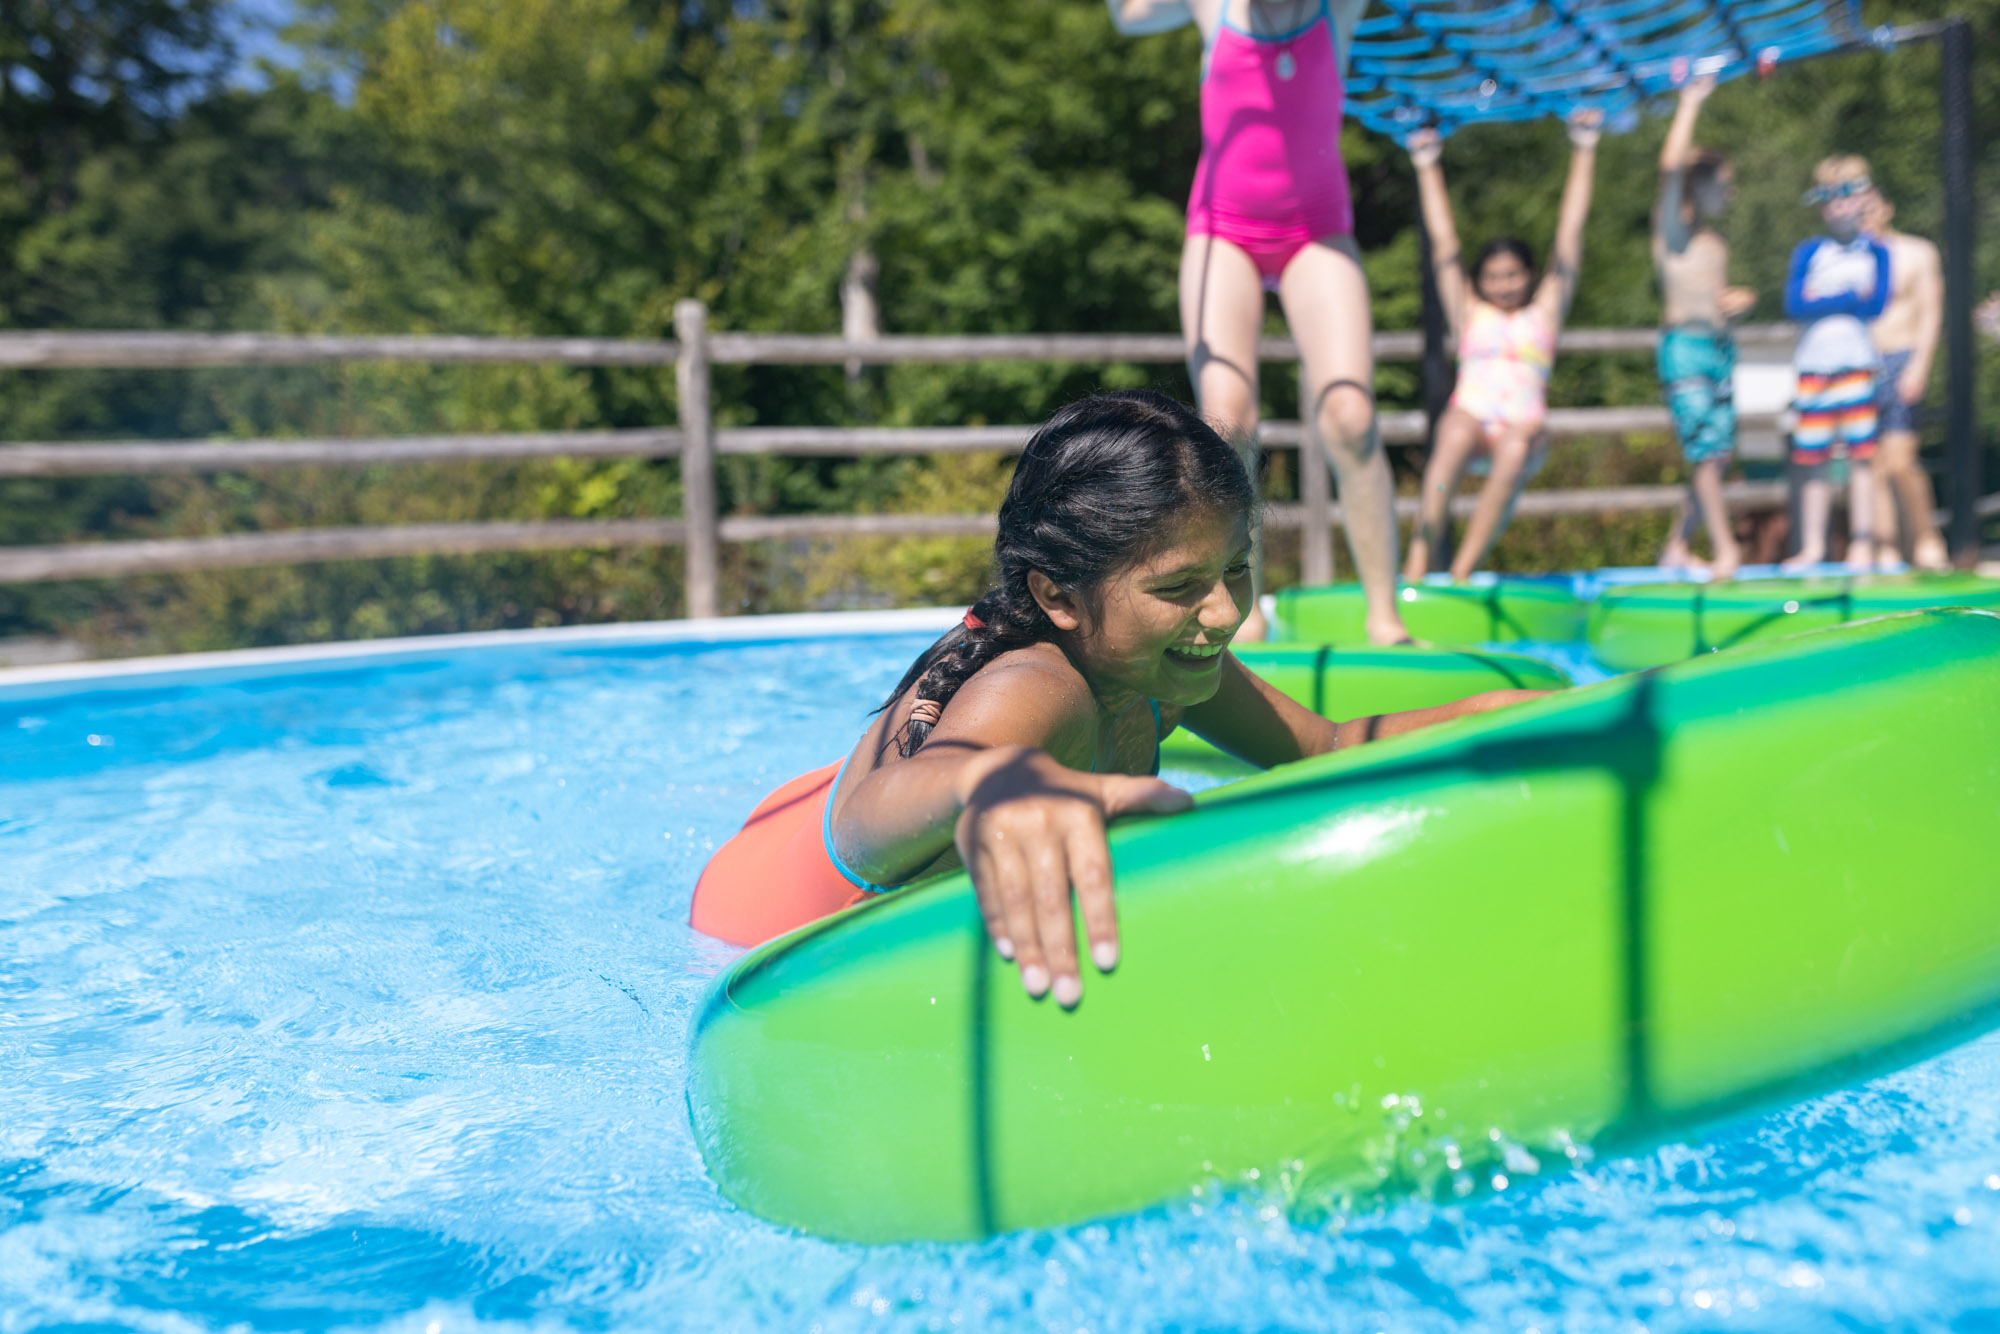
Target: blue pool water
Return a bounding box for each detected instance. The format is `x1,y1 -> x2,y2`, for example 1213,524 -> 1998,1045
5,625 -> 2000,1333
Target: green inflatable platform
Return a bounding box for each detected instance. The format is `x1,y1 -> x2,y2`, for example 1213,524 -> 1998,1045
1159,644 -> 1571,770
1588,573 -> 2000,671
687,610 -> 2000,1243
1270,579 -> 1585,646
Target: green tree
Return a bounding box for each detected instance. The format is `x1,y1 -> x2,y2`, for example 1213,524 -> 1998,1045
3,0 -> 1997,653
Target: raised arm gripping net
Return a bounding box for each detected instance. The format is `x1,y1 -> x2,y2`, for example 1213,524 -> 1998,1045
1346,0 -> 1869,137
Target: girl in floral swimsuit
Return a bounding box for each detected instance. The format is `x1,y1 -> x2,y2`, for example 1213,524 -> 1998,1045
1109,0 -> 1410,645
1403,112 -> 1602,582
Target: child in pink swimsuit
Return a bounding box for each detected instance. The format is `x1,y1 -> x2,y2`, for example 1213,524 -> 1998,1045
1402,113 -> 1602,583
1111,0 -> 1409,646
1185,0 -> 1354,288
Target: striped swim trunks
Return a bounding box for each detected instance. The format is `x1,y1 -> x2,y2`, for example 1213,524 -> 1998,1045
1791,368 -> 1880,464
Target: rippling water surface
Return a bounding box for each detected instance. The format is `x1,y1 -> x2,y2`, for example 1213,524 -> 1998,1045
4,629 -> 2000,1333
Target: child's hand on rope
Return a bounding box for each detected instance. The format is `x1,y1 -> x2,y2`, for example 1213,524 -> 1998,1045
1405,127 -> 1444,169
1565,106 -> 1604,149
1679,73 -> 1717,106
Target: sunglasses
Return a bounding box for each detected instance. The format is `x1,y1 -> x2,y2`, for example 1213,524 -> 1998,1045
1802,178 -> 1873,205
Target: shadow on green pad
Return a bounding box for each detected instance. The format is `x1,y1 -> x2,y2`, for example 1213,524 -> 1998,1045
1160,643 -> 1573,772
1271,580 -> 1586,646
1588,573 -> 2000,671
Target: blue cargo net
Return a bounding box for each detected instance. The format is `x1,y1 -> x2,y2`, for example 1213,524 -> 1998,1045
1345,0 -> 1868,137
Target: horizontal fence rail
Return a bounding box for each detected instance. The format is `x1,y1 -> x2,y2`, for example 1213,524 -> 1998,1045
7,309 -> 1965,610
14,482 -> 1993,586
0,481 -> 1846,585
0,325 -> 1796,370
0,408 -> 1784,476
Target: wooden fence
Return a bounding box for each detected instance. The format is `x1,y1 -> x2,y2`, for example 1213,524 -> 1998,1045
0,308 -> 1813,613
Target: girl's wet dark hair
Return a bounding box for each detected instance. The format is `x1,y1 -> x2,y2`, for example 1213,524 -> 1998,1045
878,390 -> 1255,756
1472,236 -> 1538,297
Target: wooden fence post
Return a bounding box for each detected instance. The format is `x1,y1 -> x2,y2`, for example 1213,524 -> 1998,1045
675,299 -> 722,618
1296,378 -> 1335,586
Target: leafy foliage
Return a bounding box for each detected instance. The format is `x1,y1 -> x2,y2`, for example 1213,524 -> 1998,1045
2,0 -> 1997,653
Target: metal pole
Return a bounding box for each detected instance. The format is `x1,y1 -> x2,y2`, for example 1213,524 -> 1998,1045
1417,219 -> 1453,568
674,300 -> 723,618
1939,17 -> 1980,565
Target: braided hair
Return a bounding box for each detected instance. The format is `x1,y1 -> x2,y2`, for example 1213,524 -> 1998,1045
878,390 -> 1256,756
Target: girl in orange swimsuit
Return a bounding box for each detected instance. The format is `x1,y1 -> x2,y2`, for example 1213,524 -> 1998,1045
690,391 -> 1544,1006
1402,111 -> 1602,583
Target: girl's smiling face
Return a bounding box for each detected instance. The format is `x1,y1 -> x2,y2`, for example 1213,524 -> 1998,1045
1033,506 -> 1253,711
1476,250 -> 1535,310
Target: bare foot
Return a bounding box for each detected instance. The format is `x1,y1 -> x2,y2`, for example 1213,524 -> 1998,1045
1779,548 -> 1825,575
1401,538 -> 1430,582
1237,604 -> 1270,643
1659,540 -> 1711,574
1843,538 -> 1876,573
1912,536 -> 1952,574
1711,540 -> 1742,582
1365,615 -> 1416,647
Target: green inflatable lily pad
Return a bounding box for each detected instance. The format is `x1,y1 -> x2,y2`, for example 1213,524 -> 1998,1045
1587,573 -> 2000,671
1159,643 -> 1572,771
688,610 -> 2000,1242
1271,579 -> 1586,646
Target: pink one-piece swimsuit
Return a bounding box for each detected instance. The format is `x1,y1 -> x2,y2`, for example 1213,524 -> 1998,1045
1186,0 -> 1356,290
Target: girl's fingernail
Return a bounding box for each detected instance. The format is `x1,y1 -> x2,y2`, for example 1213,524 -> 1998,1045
994,937 -> 1015,960
1021,964 -> 1050,997
1092,942 -> 1119,972
1053,974 -> 1082,1008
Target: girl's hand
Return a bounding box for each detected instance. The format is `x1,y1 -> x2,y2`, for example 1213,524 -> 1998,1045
952,747 -> 1191,1008
1405,127 -> 1444,169
1719,285 -> 1757,320
1976,294 -> 2000,343
1678,73 -> 1716,106
1566,106 -> 1604,149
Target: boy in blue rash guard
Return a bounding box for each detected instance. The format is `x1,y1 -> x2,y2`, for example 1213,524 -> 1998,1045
1783,154 -> 1891,572
1652,77 -> 1755,578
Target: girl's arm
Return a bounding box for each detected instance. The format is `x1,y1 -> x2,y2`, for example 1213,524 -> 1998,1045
1654,77 -> 1713,258
1407,129 -> 1469,335
1331,0 -> 1369,71
830,656 -> 1189,1007
1106,0 -> 1196,35
1538,107 -> 1602,326
1179,653 -> 1548,766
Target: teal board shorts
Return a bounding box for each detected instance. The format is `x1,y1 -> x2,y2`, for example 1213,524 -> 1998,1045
1658,324 -> 1737,465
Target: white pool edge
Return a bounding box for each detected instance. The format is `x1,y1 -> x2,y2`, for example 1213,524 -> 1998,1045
0,606 -> 964,701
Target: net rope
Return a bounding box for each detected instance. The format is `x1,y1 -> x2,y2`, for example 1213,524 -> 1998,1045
1345,0 -> 1871,136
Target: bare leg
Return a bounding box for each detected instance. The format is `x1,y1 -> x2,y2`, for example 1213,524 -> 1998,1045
1879,428 -> 1949,571
1873,461 -> 1903,560
1406,408 -> 1484,579
1781,471 -> 1832,572
1278,236 -> 1409,645
1844,460 -> 1877,571
1658,495 -> 1709,572
1690,457 -> 1740,579
1181,233 -> 1270,638
1448,422 -> 1538,581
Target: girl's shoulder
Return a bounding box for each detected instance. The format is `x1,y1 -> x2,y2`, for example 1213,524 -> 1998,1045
939,642 -> 1102,761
